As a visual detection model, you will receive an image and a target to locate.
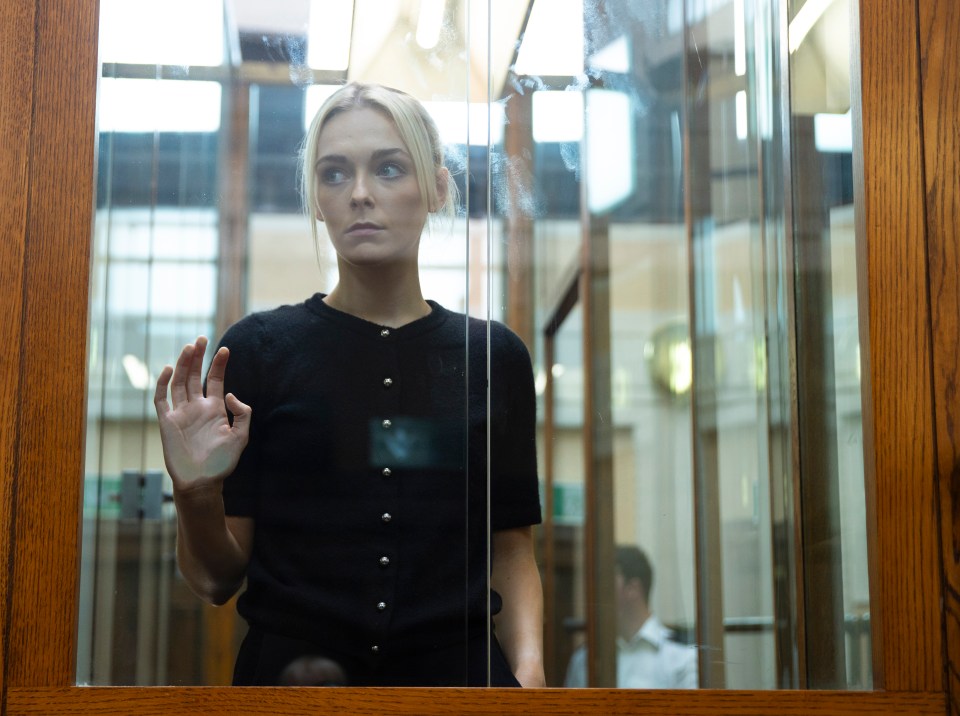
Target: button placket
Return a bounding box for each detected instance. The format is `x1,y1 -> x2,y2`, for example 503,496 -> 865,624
372,326 -> 399,650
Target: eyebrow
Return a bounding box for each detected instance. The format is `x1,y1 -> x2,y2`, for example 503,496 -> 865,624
315,147 -> 409,166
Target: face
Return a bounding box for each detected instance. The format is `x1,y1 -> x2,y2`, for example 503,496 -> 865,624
614,568 -> 644,616
313,107 -> 432,269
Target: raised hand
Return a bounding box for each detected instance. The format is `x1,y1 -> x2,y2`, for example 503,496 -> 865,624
153,336 -> 252,492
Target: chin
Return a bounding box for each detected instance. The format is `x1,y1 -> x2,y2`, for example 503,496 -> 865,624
335,243 -> 420,269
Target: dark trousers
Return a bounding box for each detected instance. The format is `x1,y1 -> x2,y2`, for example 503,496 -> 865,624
233,625 -> 522,687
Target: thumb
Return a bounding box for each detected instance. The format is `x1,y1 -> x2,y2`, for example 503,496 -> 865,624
225,393 -> 252,439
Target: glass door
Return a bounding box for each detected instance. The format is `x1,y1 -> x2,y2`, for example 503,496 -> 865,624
520,0 -> 872,690
79,0 -> 872,693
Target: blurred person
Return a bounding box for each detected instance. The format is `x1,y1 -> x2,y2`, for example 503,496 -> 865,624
564,545 -> 697,688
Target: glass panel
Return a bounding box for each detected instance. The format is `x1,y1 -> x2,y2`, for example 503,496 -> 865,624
79,68 -> 220,685
547,307 -> 588,687
80,0 -> 873,692
788,0 -> 872,688
80,0 -> 536,688
509,0 -> 871,691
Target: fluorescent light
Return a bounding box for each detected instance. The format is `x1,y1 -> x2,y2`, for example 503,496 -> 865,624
789,0 -> 834,53
586,90 -> 633,213
98,79 -> 222,133
734,0 -> 746,76
588,35 -> 630,74
736,90 -> 748,140
416,0 -> 446,50
422,101 -> 505,146
122,354 -> 152,390
513,0 -> 583,76
531,91 -> 583,143
99,0 -> 223,66
308,0 -> 353,70
814,111 -> 853,152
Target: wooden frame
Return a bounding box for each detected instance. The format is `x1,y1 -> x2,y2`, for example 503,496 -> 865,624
0,0 -> 955,712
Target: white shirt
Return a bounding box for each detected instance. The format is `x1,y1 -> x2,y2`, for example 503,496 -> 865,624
563,615 -> 699,688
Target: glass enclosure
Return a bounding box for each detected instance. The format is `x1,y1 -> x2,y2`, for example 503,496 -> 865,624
80,0 -> 872,689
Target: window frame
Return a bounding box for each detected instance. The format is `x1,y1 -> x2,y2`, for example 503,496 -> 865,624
0,0 -> 955,712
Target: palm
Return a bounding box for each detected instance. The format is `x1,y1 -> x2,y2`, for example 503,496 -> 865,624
160,395 -> 243,483
154,337 -> 251,489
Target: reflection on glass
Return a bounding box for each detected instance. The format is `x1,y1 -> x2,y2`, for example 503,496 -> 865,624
81,0 -> 873,691
515,0 -> 870,691
547,307 -> 587,687
79,89 -> 218,683
98,0 -> 224,66
82,0 -> 531,688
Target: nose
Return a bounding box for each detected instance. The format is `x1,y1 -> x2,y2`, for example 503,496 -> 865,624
350,173 -> 374,208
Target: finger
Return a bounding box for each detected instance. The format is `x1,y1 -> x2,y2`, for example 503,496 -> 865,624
187,336 -> 208,398
153,365 -> 173,417
225,393 -> 253,444
205,346 -> 230,400
169,343 -> 195,406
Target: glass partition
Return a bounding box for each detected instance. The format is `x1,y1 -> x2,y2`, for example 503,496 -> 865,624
80,0 -> 872,691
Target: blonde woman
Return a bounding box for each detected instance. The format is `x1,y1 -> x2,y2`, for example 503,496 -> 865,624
154,83 -> 544,687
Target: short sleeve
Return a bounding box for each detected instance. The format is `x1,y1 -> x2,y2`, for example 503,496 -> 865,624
216,315 -> 266,517
490,325 -> 542,530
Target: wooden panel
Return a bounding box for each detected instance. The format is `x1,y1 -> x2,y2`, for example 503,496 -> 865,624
0,0 -> 953,713
579,212 -> 616,688
791,116 -> 846,688
503,85 -> 535,350
4,0 -> 99,688
918,0 -> 960,712
0,0 -> 37,695
4,687 -> 946,715
854,0 -> 943,692
216,80 -> 251,339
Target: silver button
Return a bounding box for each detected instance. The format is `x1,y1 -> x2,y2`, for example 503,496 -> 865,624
383,377 -> 393,388
371,645 -> 380,654
381,512 -> 392,523
377,601 -> 387,611
380,329 -> 390,338
382,467 -> 392,477
379,556 -> 390,567
382,419 -> 392,429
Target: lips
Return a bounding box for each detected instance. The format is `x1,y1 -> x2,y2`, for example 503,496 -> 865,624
346,222 -> 383,236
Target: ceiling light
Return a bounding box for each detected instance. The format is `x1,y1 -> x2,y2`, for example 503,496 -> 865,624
308,0 -> 354,69
416,0 -> 446,50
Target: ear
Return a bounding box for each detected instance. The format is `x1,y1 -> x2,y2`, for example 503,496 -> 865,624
315,208 -> 324,222
430,167 -> 450,213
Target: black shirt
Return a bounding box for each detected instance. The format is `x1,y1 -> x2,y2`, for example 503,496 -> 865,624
219,295 -> 542,665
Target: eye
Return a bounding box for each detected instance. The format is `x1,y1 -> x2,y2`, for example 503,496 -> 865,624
377,162 -> 406,179
320,166 -> 348,184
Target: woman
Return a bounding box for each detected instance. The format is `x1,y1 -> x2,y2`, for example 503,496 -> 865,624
153,83 -> 544,687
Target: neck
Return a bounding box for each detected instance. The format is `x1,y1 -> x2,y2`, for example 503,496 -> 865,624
325,260 -> 430,328
619,604 -> 652,641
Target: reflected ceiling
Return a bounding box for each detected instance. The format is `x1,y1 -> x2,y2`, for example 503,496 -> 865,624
228,0 -> 532,100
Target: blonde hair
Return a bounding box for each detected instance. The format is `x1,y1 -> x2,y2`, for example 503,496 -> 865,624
299,83 -> 459,257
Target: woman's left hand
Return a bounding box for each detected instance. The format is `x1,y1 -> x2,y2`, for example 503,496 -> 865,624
491,527 -> 546,688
